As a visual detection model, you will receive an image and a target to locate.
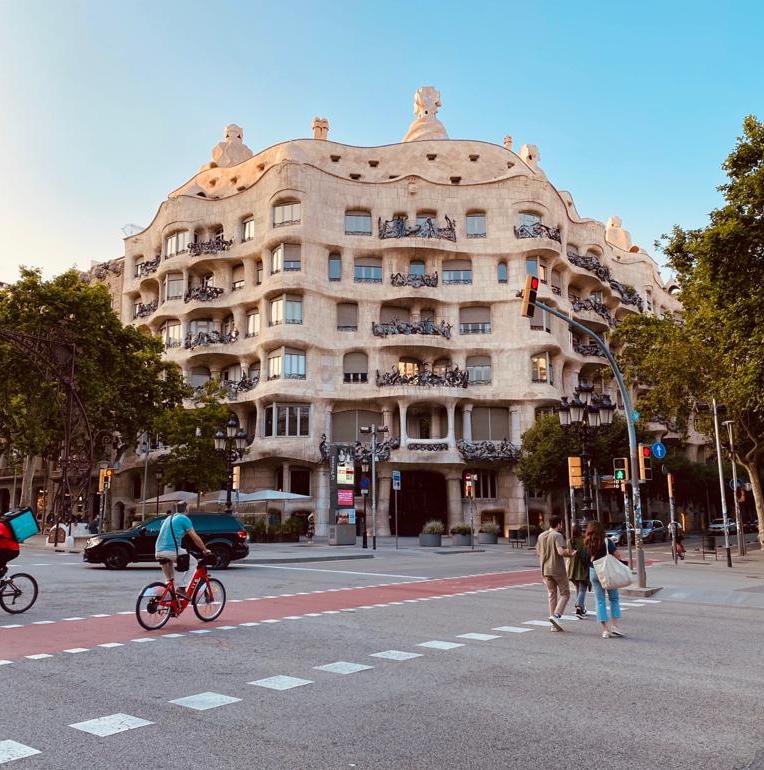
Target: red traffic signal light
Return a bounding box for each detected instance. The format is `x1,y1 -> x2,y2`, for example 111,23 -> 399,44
521,274 -> 539,318
638,444 -> 652,482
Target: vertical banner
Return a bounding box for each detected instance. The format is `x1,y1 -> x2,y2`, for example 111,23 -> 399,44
331,444 -> 356,524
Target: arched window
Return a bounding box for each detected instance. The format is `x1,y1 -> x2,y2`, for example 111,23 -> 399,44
380,305 -> 410,323
163,272 -> 184,301
223,364 -> 243,382
433,358 -> 451,377
189,366 -> 211,389
165,230 -> 190,257
232,264 -> 245,291
466,355 -> 492,384
272,243 -> 301,273
531,353 -> 553,384
160,320 -> 181,349
497,261 -> 508,284
345,210 -> 372,235
343,352 -> 368,384
416,210 -> 437,228
517,211 -> 541,229
256,260 -> 263,285
273,200 -> 301,228
246,309 -> 260,338
443,259 -> 472,285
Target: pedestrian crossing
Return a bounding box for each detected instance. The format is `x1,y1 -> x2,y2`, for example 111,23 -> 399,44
0,596 -> 662,763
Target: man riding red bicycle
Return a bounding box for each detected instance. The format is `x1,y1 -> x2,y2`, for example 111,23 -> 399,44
155,511 -> 211,599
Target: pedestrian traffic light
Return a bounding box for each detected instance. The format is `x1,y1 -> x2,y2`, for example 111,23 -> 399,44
103,469 -> 113,490
520,274 -> 539,318
567,456 -> 583,489
638,444 -> 652,482
613,457 -> 629,484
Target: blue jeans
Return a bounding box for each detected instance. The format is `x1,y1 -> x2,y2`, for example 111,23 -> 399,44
589,567 -> 621,623
574,581 -> 587,610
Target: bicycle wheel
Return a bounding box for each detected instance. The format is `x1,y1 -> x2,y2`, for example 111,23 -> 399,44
135,582 -> 173,631
0,573 -> 39,614
192,577 -> 226,622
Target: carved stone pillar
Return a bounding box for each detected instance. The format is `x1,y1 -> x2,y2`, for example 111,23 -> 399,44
446,403 -> 456,449
398,402 -> 408,443
282,463 -> 290,493
324,405 -> 333,443
315,465 -> 330,536
382,407 -> 394,433
376,473 -> 392,537
462,404 -> 473,441
446,473 -> 464,530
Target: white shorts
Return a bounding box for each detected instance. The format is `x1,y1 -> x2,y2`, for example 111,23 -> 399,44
155,550 -> 197,586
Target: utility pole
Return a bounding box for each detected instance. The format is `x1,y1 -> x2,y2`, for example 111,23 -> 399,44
712,398 -> 733,568
723,420 -> 745,556
667,472 -> 678,565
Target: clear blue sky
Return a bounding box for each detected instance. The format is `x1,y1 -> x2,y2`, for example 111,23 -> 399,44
0,0 -> 761,283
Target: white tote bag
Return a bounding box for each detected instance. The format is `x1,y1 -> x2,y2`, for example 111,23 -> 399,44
593,539 -> 632,590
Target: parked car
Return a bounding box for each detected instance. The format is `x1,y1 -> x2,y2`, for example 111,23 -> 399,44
82,512 -> 249,570
743,520 -> 759,534
708,518 -> 737,535
640,520 -> 667,543
605,522 -> 630,546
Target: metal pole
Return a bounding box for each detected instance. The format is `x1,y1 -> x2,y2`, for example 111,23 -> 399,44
594,468 -> 602,523
11,459 -> 17,509
141,432 -> 149,521
371,428 -> 377,551
624,483 -> 633,570
225,448 -> 233,516
568,486 -> 575,542
724,421 -> 745,556
362,493 -> 368,549
394,489 -> 398,551
533,299 -> 646,587
668,473 -> 677,565
712,398 -> 732,567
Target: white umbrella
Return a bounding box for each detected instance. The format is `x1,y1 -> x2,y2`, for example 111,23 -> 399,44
246,490 -> 311,501
139,490 -> 198,505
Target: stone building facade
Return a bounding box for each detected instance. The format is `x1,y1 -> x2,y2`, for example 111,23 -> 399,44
0,88 -> 701,533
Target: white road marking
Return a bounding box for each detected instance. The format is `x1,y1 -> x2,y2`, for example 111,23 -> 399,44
1,624 -> 22,629
0,740 -> 41,763
170,692 -> 241,710
619,602 -> 645,607
190,629 -> 211,634
457,633 -> 500,641
493,626 -> 532,634
62,617 -> 84,621
64,648 -> 90,654
323,610 -> 341,614
69,713 -> 153,737
25,654 -> 52,660
90,614 -> 110,618
215,625 -> 237,630
304,613 -> 322,617
632,599 -> 662,603
253,565 -> 430,579
117,611 -> 134,615
418,641 -> 464,650
31,621 -> 54,625
370,650 -> 422,661
0,660 -> 13,665
239,622 -> 260,627
283,615 -> 303,620
131,638 -> 155,643
249,675 -> 313,691
523,620 -> 553,627
98,643 -> 124,648
314,661 -> 374,675
161,634 -> 185,638
261,619 -> 280,623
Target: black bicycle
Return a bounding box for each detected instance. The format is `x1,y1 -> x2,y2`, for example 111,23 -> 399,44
0,566 -> 39,614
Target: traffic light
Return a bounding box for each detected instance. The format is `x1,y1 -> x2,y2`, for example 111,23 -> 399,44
520,274 -> 539,318
103,469 -> 113,490
613,457 -> 629,485
567,456 -> 583,489
638,444 -> 652,482
464,473 -> 475,498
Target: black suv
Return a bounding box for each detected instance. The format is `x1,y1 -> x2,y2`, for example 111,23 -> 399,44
82,512 -> 249,570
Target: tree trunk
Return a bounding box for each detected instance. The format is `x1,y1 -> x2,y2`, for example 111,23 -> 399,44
740,460 -> 764,546
19,455 -> 39,508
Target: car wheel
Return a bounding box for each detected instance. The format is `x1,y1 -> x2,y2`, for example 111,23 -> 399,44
104,547 -> 129,570
209,545 -> 231,570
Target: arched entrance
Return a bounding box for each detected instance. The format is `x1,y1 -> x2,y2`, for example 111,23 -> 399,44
390,471 -> 447,536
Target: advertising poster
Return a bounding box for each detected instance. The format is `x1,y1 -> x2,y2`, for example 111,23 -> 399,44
331,443 -> 357,525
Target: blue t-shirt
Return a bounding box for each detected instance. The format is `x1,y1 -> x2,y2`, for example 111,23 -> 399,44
156,514 -> 193,553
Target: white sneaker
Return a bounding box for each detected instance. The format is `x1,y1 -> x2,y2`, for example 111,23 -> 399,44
610,626 -> 625,638
602,630 -> 611,639
549,615 -> 565,632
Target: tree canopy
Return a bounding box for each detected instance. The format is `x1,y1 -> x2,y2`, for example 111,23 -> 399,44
612,116 -> 764,539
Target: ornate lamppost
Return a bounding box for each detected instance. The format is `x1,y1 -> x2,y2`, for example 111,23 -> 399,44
360,459 -> 369,549
214,415 -> 248,515
558,387 -> 616,524
359,424 -> 389,550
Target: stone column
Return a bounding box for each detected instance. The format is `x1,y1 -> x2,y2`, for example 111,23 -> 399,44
324,405 -> 333,443
315,465 -> 330,536
398,402 -> 409,443
376,473 -> 392,537
462,404 -> 473,441
446,472 -> 464,530
382,406 -> 394,433
281,463 -> 290,493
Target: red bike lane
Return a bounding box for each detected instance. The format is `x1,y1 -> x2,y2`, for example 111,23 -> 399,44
0,568 -> 541,660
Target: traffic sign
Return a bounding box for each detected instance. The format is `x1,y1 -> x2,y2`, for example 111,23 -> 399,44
651,441 -> 667,460
392,470 -> 401,491
361,477 -> 370,490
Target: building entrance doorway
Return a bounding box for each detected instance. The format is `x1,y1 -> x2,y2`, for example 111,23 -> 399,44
390,471 -> 446,536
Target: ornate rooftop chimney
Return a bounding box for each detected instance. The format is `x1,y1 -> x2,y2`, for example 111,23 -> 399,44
312,117 -> 329,140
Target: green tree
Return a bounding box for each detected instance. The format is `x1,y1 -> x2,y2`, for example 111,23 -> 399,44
0,268 -> 187,504
154,383 -> 230,495
613,116 -> 764,540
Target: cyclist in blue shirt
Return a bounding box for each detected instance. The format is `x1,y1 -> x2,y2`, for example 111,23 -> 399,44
155,513 -> 211,598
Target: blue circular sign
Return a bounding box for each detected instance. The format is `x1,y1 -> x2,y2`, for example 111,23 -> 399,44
360,478 -> 370,490
652,441 -> 667,460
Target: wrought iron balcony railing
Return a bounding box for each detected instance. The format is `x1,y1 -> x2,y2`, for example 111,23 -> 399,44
188,238 -> 233,257
456,439 -> 521,462
390,272 -> 439,288
375,365 -> 469,388
372,318 -> 452,340
514,222 -> 562,243
184,329 -> 238,349
135,255 -> 161,278
184,286 -> 225,303
566,249 -> 644,311
134,301 -> 157,319
378,215 -> 456,241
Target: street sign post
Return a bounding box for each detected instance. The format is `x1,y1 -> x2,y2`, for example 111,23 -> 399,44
391,470 -> 401,550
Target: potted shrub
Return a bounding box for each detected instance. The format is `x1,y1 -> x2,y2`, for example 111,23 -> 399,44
518,523 -> 541,547
450,522 -> 473,546
419,519 -> 444,547
478,520 -> 500,545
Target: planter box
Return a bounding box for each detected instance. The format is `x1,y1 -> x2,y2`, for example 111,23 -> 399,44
419,533 -> 442,547
477,532 -> 498,545
451,533 -> 473,546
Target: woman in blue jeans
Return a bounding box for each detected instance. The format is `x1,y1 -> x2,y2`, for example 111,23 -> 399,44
581,520 -> 625,639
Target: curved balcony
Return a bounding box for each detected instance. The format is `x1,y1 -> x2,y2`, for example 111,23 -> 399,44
221,375 -> 259,401
184,329 -> 239,350
390,271 -> 439,288
571,299 -> 616,330
134,255 -> 161,279
378,215 -> 456,243
375,365 -> 469,389
134,300 -> 158,319
566,250 -> 644,312
188,238 -> 234,258
184,286 -> 225,304
456,439 -> 521,463
371,318 -> 453,340
572,341 -> 607,359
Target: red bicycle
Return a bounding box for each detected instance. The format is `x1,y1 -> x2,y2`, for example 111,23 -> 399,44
135,554 -> 226,631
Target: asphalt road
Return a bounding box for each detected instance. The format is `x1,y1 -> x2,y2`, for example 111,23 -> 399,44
1,543 -> 762,769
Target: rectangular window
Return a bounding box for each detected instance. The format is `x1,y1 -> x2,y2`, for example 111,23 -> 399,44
518,212 -> 540,228
530,309 -> 551,333
256,262 -> 263,285
526,257 -> 538,277
283,244 -> 301,271
467,364 -> 492,384
246,311 -> 260,338
242,218 -> 255,242
443,269 -> 472,285
270,298 -> 284,326
590,290 -> 603,303
337,302 -> 358,331
163,322 -> 182,348
232,280 -> 244,291
467,470 -> 496,499
284,351 -> 306,378
531,353 -> 553,384
273,202 -> 301,227
285,299 -> 303,324
276,405 -> 287,435
538,263 -> 548,284
165,231 -> 190,257
189,319 -> 213,335
416,213 -> 435,228
164,274 -> 184,300
345,211 -> 372,235
298,406 -> 310,436
466,214 -> 487,238
268,354 -> 282,380
354,264 -> 383,283
410,261 -> 425,276
328,254 -> 342,281
271,245 -> 283,274
265,403 -> 310,437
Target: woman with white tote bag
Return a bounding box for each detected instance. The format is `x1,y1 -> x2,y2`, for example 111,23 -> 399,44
581,521 -> 628,639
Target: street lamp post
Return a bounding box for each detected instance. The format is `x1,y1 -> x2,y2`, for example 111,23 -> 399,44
214,415 -> 248,516
155,469 -> 163,518
711,399 -> 733,568
723,419 -> 745,556
359,424 -> 388,551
